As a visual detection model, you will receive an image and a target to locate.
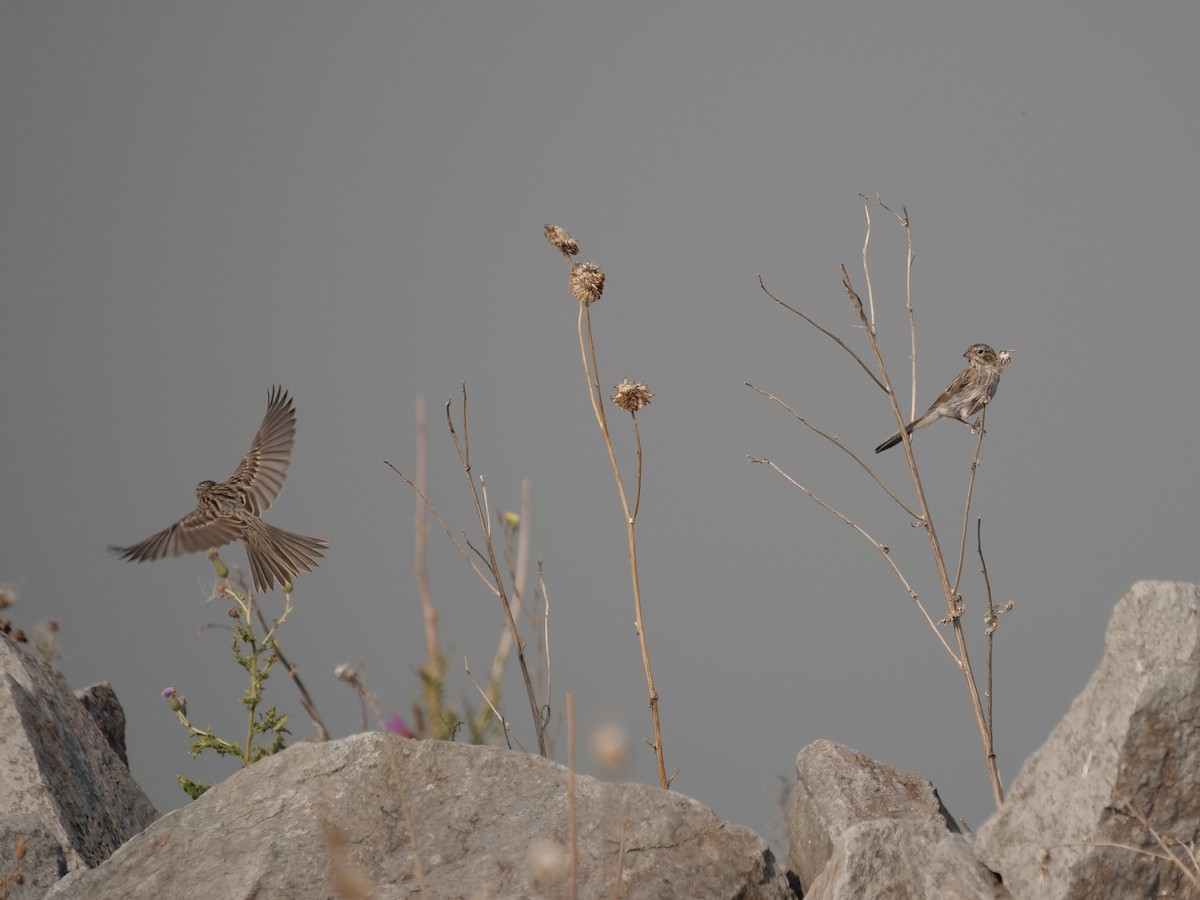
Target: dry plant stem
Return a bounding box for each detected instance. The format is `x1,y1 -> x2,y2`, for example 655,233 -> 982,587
538,562 -> 553,724
387,463 -> 494,586
977,519 -> 996,743
877,199 -> 918,419
631,415 -> 644,521
465,658 -> 523,752
486,479 -> 533,704
858,194 -> 877,328
1126,805 -> 1200,888
843,264 -> 1003,807
611,820 -> 630,900
339,665 -> 388,731
951,410 -> 989,595
385,414 -> 546,751
748,456 -> 956,659
251,602 -> 328,741
577,301 -> 669,790
444,388 -> 546,755
1092,802 -> 1200,889
414,395 -> 447,734
744,383 -> 920,519
757,275 -> 886,392
567,693 -> 578,900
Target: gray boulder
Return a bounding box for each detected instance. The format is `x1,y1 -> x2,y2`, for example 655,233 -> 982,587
0,634 -> 157,877
787,740 -> 1006,899
47,733 -> 792,900
976,580 -> 1200,898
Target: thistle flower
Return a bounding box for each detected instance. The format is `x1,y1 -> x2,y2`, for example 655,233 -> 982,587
611,378 -> 654,412
387,716 -> 415,738
543,224 -> 579,257
161,687 -> 187,715
570,261 -> 605,304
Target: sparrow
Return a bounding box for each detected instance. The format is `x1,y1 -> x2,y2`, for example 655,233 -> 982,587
111,386 -> 328,593
875,344 -> 1012,453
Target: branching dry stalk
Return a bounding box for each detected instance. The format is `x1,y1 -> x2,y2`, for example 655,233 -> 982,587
951,413 -> 989,596
752,198 -> 1007,807
251,601 -> 328,741
546,225 -> 670,790
876,197 -> 918,414
746,456 -> 955,659
478,480 -> 535,738
385,385 -> 548,755
977,519 -> 1013,743
413,394 -> 449,738
847,264 -> 1005,807
465,657 -> 523,752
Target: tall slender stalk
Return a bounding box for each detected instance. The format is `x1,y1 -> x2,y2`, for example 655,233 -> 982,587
543,225 -> 669,789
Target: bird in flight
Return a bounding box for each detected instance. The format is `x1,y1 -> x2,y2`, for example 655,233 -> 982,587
111,386 -> 328,593
875,344 -> 1013,454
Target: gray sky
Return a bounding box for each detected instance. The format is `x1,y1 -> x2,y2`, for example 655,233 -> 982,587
4,3 -> 1199,849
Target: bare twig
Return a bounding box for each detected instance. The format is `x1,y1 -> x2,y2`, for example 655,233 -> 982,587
538,562 -> 553,729
334,663 -> 387,732
386,386 -> 547,755
878,199 -> 918,419
443,389 -> 545,755
465,658 -> 522,752
748,455 -> 956,660
252,602 -> 328,741
1093,801 -> 1200,890
859,194 -> 877,328
744,383 -> 921,520
385,462 -> 496,589
757,275 -> 886,392
952,409 -> 989,595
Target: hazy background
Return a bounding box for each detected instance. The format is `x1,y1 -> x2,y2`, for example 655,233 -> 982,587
4,3 -> 1199,849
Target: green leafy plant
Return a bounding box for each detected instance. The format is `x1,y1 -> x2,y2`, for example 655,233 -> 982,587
163,552 -> 305,797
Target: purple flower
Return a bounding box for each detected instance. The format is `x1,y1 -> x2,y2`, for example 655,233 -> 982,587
387,716 -> 415,739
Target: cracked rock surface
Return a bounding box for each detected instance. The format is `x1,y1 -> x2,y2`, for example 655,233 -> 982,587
46,732 -> 791,900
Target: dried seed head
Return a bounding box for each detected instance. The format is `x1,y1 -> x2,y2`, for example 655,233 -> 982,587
569,261 -> 605,304
611,378 -> 654,412
543,224 -> 579,257
529,838 -> 569,885
588,721 -> 632,775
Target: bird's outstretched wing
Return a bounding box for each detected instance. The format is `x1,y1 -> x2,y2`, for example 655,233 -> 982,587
110,506 -> 244,562
226,386 -> 296,516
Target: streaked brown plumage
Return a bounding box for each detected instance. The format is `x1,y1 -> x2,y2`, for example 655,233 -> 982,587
110,386 -> 328,593
875,344 -> 1012,454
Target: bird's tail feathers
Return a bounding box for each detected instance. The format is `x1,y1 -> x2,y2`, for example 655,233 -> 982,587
244,522 -> 328,593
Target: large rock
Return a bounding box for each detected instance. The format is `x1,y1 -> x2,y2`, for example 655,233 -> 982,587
47,733 -> 792,900
788,740 -> 1006,899
0,634 -> 158,876
976,580 -> 1200,899
74,682 -> 129,767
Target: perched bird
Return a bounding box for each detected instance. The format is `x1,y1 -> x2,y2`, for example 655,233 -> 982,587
111,386 -> 328,593
875,344 -> 1012,454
